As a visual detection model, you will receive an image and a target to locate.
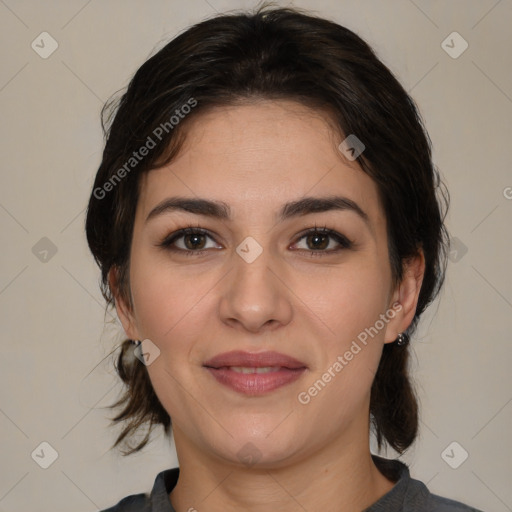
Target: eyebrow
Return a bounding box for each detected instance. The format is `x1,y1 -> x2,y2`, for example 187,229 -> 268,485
145,195 -> 370,226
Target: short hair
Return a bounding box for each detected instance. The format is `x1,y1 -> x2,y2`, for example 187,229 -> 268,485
85,5 -> 449,455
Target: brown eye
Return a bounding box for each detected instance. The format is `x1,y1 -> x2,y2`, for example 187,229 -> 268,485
182,233 -> 207,250
305,232 -> 330,250
293,227 -> 352,255
158,227 -> 221,255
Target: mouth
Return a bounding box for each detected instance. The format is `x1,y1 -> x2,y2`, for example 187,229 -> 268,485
228,366 -> 288,373
203,350 -> 307,395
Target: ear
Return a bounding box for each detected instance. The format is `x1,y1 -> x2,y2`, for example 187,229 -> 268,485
108,266 -> 141,341
384,249 -> 426,343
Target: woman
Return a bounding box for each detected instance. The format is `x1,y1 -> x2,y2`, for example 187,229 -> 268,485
86,5 -> 483,512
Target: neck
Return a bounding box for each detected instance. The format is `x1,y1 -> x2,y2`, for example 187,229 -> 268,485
169,422 -> 396,512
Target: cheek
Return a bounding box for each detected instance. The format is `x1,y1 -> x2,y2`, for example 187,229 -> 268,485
306,260 -> 391,338
128,255 -> 212,426
296,268 -> 389,416
300,262 -> 392,407
128,248 -> 211,341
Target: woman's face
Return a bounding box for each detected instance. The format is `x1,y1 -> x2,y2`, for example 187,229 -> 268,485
115,100 -> 418,468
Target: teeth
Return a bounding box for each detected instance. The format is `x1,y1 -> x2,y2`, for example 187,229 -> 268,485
229,366 -> 282,374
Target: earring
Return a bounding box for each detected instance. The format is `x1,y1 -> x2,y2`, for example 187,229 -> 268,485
396,332 -> 409,346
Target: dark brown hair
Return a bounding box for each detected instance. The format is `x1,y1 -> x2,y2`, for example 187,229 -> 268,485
86,4 -> 449,456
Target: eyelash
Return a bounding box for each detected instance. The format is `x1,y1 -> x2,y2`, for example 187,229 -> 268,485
157,223 -> 353,257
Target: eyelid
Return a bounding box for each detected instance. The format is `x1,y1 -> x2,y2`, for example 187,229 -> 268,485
291,226 -> 353,252
158,225 -> 221,251
157,224 -> 353,255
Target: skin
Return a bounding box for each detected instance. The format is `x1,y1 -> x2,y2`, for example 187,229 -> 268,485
112,100 -> 425,512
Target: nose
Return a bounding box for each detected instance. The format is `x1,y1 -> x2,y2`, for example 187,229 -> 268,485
218,244 -> 293,334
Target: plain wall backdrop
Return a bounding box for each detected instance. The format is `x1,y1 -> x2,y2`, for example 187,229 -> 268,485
0,1 -> 511,511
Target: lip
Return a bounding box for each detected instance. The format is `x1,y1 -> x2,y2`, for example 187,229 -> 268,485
205,367 -> 306,395
203,350 -> 307,369
203,350 -> 308,396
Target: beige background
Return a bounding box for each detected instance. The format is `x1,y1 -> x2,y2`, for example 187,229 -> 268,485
1,0 -> 511,511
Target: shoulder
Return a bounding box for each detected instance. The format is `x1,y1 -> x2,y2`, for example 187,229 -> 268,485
427,492 -> 485,512
370,455 -> 484,512
404,472 -> 485,511
98,467 -> 179,512
99,492 -> 149,512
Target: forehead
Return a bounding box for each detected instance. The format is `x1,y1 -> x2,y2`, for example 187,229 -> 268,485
174,100 -> 341,168
137,101 -> 384,227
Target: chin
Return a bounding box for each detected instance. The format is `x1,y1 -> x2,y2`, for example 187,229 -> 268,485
207,425 -> 304,469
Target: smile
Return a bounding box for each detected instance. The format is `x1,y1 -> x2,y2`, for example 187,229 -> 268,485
205,366 -> 306,395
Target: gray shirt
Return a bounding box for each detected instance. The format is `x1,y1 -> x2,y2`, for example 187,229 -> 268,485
100,455 -> 484,511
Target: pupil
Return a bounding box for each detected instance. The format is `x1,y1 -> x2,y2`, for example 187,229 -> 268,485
186,234 -> 205,250
309,234 -> 327,250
